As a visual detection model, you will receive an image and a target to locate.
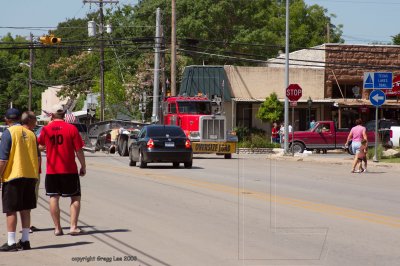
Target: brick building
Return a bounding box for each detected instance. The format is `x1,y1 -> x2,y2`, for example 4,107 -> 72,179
179,44 -> 400,134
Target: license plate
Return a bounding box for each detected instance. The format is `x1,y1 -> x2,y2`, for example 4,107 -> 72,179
165,142 -> 175,147
210,134 -> 218,139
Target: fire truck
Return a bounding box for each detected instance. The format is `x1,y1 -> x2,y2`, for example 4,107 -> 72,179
162,95 -> 237,159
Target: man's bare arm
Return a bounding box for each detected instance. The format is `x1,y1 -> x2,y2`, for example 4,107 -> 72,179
0,160 -> 7,178
76,149 -> 86,176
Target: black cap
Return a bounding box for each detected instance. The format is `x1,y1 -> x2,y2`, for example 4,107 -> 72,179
5,108 -> 21,120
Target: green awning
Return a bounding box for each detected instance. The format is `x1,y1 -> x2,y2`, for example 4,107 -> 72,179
179,66 -> 232,101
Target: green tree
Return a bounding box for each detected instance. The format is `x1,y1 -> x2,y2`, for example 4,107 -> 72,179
112,0 -> 342,66
49,51 -> 98,99
257,92 -> 283,123
393,34 -> 400,45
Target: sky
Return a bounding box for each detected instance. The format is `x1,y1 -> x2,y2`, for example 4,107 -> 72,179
0,0 -> 398,44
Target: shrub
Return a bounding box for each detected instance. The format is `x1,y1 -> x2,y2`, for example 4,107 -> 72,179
234,126 -> 266,142
367,145 -> 383,160
237,134 -> 280,148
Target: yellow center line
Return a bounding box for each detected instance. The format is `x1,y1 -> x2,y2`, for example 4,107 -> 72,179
89,161 -> 400,228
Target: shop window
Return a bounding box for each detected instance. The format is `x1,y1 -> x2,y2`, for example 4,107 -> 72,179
236,103 -> 252,128
332,84 -> 361,99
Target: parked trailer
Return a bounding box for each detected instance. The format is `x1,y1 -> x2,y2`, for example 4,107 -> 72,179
86,120 -> 147,154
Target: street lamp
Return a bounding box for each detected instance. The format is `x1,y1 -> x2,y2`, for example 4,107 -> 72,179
307,97 -> 313,128
19,62 -> 32,111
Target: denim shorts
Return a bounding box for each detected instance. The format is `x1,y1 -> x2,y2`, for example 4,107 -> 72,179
351,141 -> 361,154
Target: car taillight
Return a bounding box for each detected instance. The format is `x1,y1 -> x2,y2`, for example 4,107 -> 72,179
185,139 -> 191,149
390,130 -> 393,138
147,138 -> 154,149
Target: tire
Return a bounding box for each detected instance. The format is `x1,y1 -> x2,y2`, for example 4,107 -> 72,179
347,145 -> 354,155
173,162 -> 180,168
291,142 -> 305,153
138,151 -> 147,168
184,161 -> 193,169
120,138 -> 129,156
129,148 -> 136,167
224,153 -> 232,159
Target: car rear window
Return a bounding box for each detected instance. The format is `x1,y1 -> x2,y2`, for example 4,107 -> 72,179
147,126 -> 185,137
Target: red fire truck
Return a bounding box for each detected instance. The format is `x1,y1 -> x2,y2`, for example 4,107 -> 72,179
162,95 -> 237,159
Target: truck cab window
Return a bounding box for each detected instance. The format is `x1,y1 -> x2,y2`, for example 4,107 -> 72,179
169,103 -> 177,114
317,124 -> 330,133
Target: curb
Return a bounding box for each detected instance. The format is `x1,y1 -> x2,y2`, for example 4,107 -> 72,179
268,153 -> 400,169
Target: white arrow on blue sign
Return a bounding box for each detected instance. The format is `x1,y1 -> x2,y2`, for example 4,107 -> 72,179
369,89 -> 386,106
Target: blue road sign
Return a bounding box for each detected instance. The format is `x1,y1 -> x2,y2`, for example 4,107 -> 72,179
364,72 -> 393,89
369,89 -> 386,106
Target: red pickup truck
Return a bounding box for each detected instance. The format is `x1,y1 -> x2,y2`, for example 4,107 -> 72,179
287,121 -> 376,153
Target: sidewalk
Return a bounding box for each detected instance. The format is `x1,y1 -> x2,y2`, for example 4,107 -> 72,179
267,148 -> 400,169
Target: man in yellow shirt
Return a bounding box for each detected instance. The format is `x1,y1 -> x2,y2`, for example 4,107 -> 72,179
0,108 -> 39,251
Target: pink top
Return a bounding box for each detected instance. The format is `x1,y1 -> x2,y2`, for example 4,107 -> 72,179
350,125 -> 365,142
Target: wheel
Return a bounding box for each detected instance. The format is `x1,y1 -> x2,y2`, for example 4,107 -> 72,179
224,153 -> 232,159
129,148 -> 136,167
347,145 -> 354,155
184,161 -> 193,169
138,151 -> 147,168
291,142 -> 305,153
120,138 -> 128,156
173,162 -> 180,168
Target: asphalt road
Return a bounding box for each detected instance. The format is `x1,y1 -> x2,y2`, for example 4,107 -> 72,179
0,152 -> 399,266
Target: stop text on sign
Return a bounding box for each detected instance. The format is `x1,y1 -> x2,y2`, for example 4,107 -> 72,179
286,84 -> 302,101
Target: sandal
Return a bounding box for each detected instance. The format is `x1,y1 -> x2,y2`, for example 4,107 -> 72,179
69,229 -> 87,236
54,230 -> 64,236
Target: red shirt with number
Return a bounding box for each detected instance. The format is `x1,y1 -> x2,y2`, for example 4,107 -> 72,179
38,120 -> 84,174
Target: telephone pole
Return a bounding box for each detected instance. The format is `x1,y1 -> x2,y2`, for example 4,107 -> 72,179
83,0 -> 118,121
28,33 -> 33,111
152,8 -> 162,123
171,0 -> 177,96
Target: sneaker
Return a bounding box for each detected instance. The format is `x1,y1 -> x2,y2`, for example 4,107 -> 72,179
362,169 -> 367,173
16,240 -> 31,250
0,242 -> 18,252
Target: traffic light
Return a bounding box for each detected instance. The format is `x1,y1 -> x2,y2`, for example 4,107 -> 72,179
39,35 -> 61,45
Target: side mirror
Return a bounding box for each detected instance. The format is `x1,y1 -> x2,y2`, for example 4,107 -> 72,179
316,128 -> 321,133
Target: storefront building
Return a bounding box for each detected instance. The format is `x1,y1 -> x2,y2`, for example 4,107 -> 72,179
179,44 -> 400,134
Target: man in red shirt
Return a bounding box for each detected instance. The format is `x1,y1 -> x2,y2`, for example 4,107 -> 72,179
37,107 -> 86,236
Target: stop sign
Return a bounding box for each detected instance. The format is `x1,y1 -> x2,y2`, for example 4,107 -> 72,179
286,84 -> 302,101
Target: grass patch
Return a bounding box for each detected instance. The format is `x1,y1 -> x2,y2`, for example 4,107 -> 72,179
380,157 -> 400,163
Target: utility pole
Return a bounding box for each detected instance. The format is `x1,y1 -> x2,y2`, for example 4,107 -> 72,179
28,32 -> 33,111
284,0 -> 290,154
83,0 -> 118,121
152,8 -> 162,123
171,0 -> 177,96
99,0 -> 105,121
160,25 -> 166,121
327,22 -> 330,43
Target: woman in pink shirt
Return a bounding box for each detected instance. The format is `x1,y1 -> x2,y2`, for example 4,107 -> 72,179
346,118 -> 368,173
